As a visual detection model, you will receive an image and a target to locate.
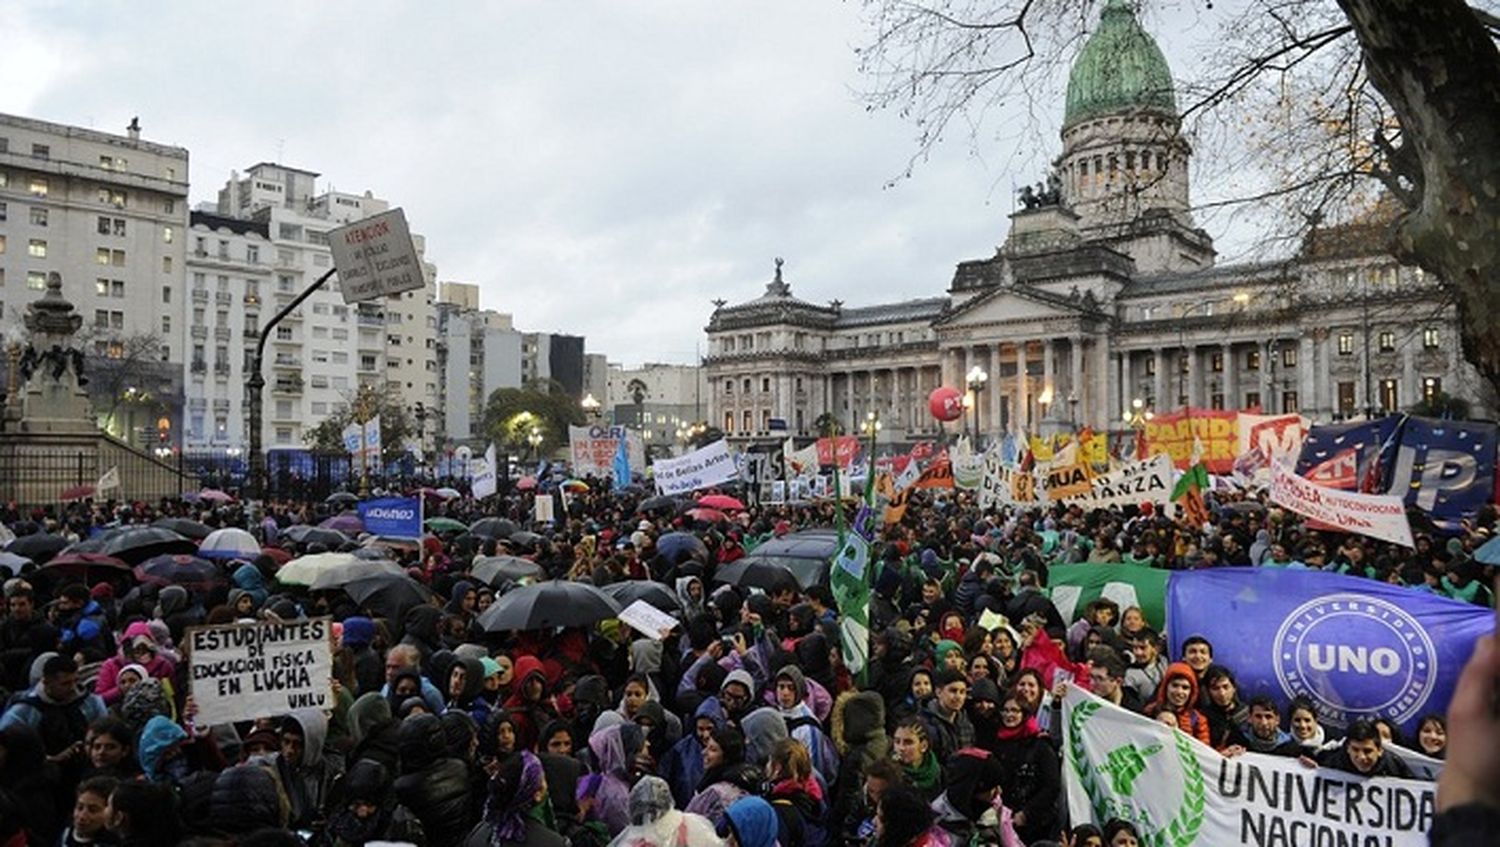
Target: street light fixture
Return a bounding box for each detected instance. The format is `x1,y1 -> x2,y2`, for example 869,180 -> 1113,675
527,426 -> 543,462
1122,397 -> 1154,459
862,410 -> 883,437
581,393 -> 601,419
965,365 -> 988,444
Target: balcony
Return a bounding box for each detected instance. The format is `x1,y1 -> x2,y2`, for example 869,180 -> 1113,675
189,360 -> 206,374
243,294 -> 261,307
191,289 -> 208,303
273,356 -> 302,369
213,362 -> 231,378
213,327 -> 231,342
215,291 -> 233,305
273,377 -> 304,395
212,399 -> 231,411
243,329 -> 259,340
191,325 -> 208,339
357,313 -> 384,326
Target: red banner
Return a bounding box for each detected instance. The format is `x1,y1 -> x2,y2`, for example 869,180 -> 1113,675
816,436 -> 860,469
1140,409 -> 1238,474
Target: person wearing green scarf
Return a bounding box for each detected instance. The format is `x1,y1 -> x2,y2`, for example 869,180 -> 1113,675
892,718 -> 943,802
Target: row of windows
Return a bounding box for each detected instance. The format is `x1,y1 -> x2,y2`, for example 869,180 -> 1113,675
0,169 -> 176,213
722,376 -> 806,394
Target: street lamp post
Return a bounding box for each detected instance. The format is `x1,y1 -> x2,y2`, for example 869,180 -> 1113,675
965,365 -> 988,446
527,426 -> 543,463
1122,397 -> 1154,460
581,393 -> 601,420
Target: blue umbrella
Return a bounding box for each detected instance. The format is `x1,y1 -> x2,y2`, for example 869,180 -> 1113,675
656,531 -> 709,565
1474,535 -> 1500,565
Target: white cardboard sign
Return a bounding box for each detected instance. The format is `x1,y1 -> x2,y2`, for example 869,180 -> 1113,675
188,618 -> 334,725
618,599 -> 678,640
330,208 -> 424,303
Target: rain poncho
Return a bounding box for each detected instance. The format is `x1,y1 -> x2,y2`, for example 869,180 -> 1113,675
606,776 -> 722,847
586,722 -> 642,832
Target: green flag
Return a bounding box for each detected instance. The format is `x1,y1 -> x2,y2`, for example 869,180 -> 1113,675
1047,562 -> 1169,631
830,505 -> 873,682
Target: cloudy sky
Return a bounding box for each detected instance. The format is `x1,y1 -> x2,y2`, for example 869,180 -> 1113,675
1,1 -> 1263,366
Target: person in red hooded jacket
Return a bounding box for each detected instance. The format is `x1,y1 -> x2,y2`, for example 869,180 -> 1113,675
1146,662 -> 1212,746
503,655 -> 558,751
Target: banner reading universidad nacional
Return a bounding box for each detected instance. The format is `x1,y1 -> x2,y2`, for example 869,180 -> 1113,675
1063,686 -> 1435,847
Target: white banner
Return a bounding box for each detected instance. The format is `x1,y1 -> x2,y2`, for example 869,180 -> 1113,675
187,619 -> 334,725
1270,463 -> 1414,548
1063,686 -> 1434,847
1060,454 -> 1173,511
363,417 -> 382,461
978,454 -> 1040,510
784,440 -> 820,479
951,437 -> 985,490
342,423 -> 363,456
570,425 -> 645,477
471,443 -> 498,499
653,440 -> 738,495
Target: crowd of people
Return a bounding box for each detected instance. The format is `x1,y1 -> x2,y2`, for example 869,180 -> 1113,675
0,476 -> 1497,847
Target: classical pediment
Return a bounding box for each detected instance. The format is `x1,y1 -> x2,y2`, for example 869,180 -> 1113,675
934,282 -> 1102,330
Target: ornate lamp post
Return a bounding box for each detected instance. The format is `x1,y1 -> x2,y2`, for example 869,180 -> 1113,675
1122,397 -> 1154,459
527,425 -> 543,463
965,365 -> 988,445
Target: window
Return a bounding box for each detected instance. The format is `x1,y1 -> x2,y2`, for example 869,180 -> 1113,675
1210,353 -> 1223,373
217,275 -> 229,292
1338,332 -> 1354,356
742,378 -> 751,394
332,328 -> 348,341
312,326 -> 328,339
0,201 -> 6,221
275,428 -> 292,445
278,224 -> 301,240
1337,382 -> 1356,417
96,278 -> 110,296
29,178 -> 48,197
192,308 -> 205,325
164,199 -> 174,214
1281,347 -> 1297,368
312,350 -> 329,363
96,248 -> 110,265
1423,327 -> 1440,349
31,207 -> 47,227
1423,377 -> 1443,403
94,310 -> 109,328
246,246 -> 259,263
359,354 -> 375,370
162,256 -> 171,273
311,402 -> 328,415
31,143 -> 48,160
1245,391 -> 1261,411
26,271 -> 46,290
163,226 -> 174,244
0,235 -> 5,254
310,376 -> 329,389
1144,357 -> 1156,377
761,410 -> 771,431
244,315 -> 258,335
742,410 -> 753,432
1281,391 -> 1298,414
98,188 -> 127,207
723,412 -> 734,434
27,239 -> 45,258
1246,350 -> 1261,371
1379,331 -> 1396,352
277,275 -> 294,293
161,316 -> 171,334
162,286 -> 171,303
112,280 -> 124,298
1210,392 -> 1225,410
216,310 -> 228,326
1379,379 -> 1399,413
761,377 -> 771,392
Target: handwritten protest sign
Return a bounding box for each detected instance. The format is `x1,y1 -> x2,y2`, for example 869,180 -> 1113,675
1270,463 -> 1414,548
619,599 -> 679,640
653,440 -> 738,495
188,619 -> 334,725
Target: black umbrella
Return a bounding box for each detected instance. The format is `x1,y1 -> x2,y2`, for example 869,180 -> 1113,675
471,555 -> 545,588
507,530 -> 544,549
735,529 -> 839,589
469,518 -> 519,539
637,495 -> 679,514
714,558 -> 802,593
656,531 -> 709,565
151,517 -> 213,540
133,554 -> 223,591
101,527 -> 197,565
325,492 -> 359,506
282,525 -> 352,548
601,580 -> 681,614
479,580 -> 622,631
5,533 -> 69,564
344,574 -> 434,621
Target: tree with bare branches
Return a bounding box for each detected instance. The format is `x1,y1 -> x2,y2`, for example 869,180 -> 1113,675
857,0 -> 1500,396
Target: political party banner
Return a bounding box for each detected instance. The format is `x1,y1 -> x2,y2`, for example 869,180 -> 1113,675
187,618 -> 335,725
1270,463 -> 1414,548
1165,567 -> 1494,736
978,455 -> 1039,510
1041,459 -> 1092,500
815,436 -> 860,469
356,496 -> 423,539
1238,413 -> 1309,462
570,425 -> 645,477
784,439 -> 821,479
653,439 -> 738,495
1381,416 -> 1498,532
1141,408 -> 1239,473
913,456 -> 954,489
1063,686 -> 1435,847
1059,454 -> 1173,512
1048,563 -> 1169,631
342,423 -> 363,456
471,443 -> 498,500
1294,417 -> 1402,489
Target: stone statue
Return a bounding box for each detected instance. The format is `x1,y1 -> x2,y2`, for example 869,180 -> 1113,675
1019,184 -> 1039,209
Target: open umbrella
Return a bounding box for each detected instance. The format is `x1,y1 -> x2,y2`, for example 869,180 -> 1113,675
423,517 -> 469,534
344,573 -> 433,620
471,555 -> 545,588
515,476 -> 538,491
259,546 -> 293,566
152,517 -> 212,540
60,484 -> 96,502
197,489 -> 235,504
282,525 -> 351,548
101,527 -> 197,565
277,552 -> 404,590
5,533 -> 70,564
320,512 -> 365,535
507,530 -> 544,550
601,580 -> 681,614
0,552 -> 33,576
198,527 -> 260,560
714,558 -> 802,593
736,529 -> 839,590
326,492 -> 359,506
683,507 -> 728,524
469,518 -> 519,539
133,554 -> 222,590
656,531 -> 709,565
479,580 -> 622,631
434,487 -> 462,500
561,479 -> 590,493
1223,501 -> 1266,515
697,494 -> 745,511
637,495 -> 680,514
38,552 -> 130,583
1475,535 -> 1500,566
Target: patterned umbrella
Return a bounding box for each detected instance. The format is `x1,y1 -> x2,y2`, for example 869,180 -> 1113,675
478,580 -> 622,632
198,527 -> 260,560
133,554 -> 223,590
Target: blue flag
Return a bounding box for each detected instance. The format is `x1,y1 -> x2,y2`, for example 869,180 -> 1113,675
1294,417 -> 1401,488
357,496 -> 423,539
612,433 -> 631,493
1382,416 -> 1497,531
1166,567 -> 1493,736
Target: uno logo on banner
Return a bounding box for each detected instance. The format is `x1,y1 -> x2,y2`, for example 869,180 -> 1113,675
1273,593 -> 1436,727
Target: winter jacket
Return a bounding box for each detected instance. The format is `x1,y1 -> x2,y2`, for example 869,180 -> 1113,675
276,709 -> 344,830
210,763 -> 286,834
93,621 -> 175,705
994,729 -> 1060,843
830,691 -> 888,830
1147,662 -> 1212,747
393,714 -> 473,846
56,599 -> 113,662
660,697 -> 726,807
723,797 -> 781,847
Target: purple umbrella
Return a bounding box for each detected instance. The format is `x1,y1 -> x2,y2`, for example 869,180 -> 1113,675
320,512 -> 365,535
133,554 -> 223,591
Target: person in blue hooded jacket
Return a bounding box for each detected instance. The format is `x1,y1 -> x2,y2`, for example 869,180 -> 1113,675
660,696 -> 726,807
137,714 -> 188,784
720,796 -> 781,847
231,561 -> 270,607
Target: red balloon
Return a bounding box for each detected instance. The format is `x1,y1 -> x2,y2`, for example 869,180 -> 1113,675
928,386 -> 964,422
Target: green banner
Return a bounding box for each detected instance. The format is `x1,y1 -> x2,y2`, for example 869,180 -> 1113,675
1047,562 -> 1169,631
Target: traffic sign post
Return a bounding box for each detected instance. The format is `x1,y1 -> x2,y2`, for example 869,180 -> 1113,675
329,208 -> 423,304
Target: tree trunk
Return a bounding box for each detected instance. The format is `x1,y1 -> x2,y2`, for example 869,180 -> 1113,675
1337,0 -> 1500,398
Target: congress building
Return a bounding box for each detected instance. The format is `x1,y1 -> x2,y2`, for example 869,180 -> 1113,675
704,0 -> 1491,448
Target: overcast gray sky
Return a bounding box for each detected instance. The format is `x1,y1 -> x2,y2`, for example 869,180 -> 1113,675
2,1 -> 1261,367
